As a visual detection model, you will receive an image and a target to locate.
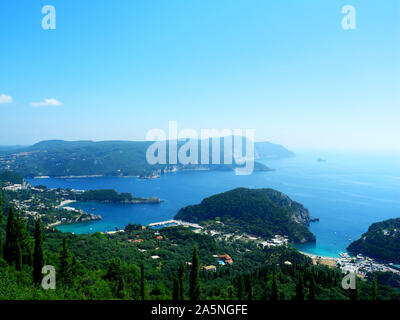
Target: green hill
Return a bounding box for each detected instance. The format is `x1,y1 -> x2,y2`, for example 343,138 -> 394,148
0,139 -> 287,177
347,218 -> 400,263
174,188 -> 316,243
0,171 -> 24,185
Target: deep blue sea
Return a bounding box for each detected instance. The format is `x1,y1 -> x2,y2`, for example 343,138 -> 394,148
27,151 -> 400,258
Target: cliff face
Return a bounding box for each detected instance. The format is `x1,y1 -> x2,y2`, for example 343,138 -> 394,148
264,190 -> 311,226
75,213 -> 102,223
175,188 -> 315,243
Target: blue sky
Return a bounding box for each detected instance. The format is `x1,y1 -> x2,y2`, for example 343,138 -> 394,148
0,0 -> 399,152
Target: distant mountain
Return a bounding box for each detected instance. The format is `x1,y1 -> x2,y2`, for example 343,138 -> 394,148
347,218 -> 400,263
0,145 -> 26,153
174,187 -> 316,243
255,141 -> 295,159
0,140 -> 294,177
0,139 -> 294,177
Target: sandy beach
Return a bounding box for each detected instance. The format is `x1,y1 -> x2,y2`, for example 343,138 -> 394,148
56,199 -> 76,209
299,251 -> 338,267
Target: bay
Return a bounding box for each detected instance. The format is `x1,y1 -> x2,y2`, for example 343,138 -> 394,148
27,151 -> 400,258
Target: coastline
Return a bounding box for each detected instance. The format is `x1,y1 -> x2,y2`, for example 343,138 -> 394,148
298,251 -> 338,267
299,251 -> 337,261
56,199 -> 76,208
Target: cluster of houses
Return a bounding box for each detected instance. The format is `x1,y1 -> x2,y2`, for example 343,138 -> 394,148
126,229 -> 164,244
259,235 -> 289,248
2,182 -> 29,191
336,253 -> 400,276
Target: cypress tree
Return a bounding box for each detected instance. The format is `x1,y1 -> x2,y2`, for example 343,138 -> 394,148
60,237 -> 72,286
247,280 -> 253,301
226,284 -> 237,299
295,275 -> 305,301
117,275 -> 125,299
271,274 -> 279,301
177,263 -> 185,300
71,256 -> 78,277
33,218 -> 45,284
15,239 -> 22,271
172,275 -> 179,300
140,263 -> 145,300
237,275 -> 245,300
370,276 -> 378,300
4,207 -> 18,266
189,246 -> 201,300
0,191 -> 3,259
309,274 -> 316,301
16,212 -> 32,266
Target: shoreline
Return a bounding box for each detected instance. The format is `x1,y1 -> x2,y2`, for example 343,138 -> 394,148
298,251 -> 338,261
56,199 -> 77,208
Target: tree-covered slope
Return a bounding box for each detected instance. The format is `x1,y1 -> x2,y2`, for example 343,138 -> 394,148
0,139 -> 283,177
347,218 -> 400,263
175,188 -> 316,243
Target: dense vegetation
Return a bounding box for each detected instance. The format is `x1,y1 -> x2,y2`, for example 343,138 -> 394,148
175,188 -> 316,243
1,189 -> 400,300
348,218 -> 400,264
0,139 -> 285,177
0,171 -> 24,185
1,175 -> 399,301
77,189 -> 155,203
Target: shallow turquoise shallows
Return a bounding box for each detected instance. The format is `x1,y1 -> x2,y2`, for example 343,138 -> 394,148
27,151 -> 400,258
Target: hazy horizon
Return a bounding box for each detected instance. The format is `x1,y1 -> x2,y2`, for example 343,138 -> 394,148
1,138 -> 400,157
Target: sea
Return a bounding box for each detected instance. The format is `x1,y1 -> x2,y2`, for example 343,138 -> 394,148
26,151 -> 400,258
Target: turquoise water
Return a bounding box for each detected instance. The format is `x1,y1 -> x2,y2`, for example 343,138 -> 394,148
27,151 -> 400,257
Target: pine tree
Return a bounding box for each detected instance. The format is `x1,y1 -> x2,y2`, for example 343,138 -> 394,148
309,274 -> 316,301
140,263 -> 145,300
0,191 -> 3,259
177,263 -> 185,300
59,237 -> 72,286
189,246 -> 201,300
33,218 -> 45,284
370,277 -> 378,300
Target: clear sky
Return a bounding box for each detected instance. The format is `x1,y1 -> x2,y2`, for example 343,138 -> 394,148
0,0 -> 399,152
